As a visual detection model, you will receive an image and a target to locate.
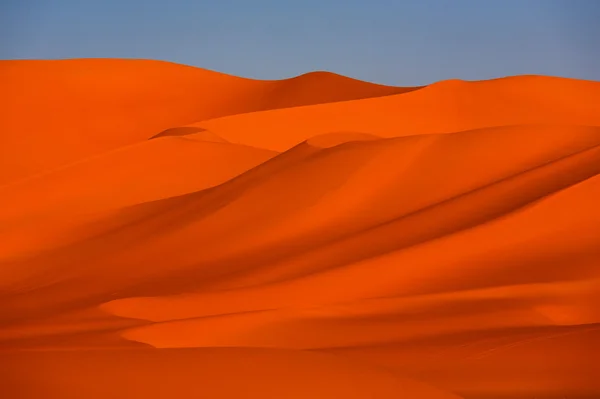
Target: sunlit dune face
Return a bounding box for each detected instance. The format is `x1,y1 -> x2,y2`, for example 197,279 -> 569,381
1,59 -> 600,399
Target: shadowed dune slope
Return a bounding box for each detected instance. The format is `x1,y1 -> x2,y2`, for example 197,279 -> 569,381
1,61 -> 600,399
0,59 -> 411,184
3,124 -> 599,309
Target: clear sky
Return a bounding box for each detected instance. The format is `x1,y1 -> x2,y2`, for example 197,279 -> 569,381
1,0 -> 598,85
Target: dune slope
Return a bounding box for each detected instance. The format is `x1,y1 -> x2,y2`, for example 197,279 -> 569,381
1,59 -> 599,399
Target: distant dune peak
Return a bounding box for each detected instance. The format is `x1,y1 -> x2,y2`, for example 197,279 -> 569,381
285,70 -> 342,79
280,68 -> 420,91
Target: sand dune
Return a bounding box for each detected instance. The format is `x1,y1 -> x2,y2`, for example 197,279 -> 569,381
1,59 -> 599,399
0,59 -> 409,184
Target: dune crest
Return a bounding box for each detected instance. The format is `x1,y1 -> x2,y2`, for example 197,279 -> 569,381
1,59 -> 599,399
305,131 -> 381,148
149,127 -> 223,141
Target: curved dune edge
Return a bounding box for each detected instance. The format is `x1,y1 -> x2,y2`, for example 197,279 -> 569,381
305,131 -> 381,148
149,127 -> 223,141
2,60 -> 600,398
0,136 -> 277,215
0,142 -> 279,259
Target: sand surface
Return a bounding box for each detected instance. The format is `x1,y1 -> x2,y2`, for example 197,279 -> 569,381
1,59 -> 599,398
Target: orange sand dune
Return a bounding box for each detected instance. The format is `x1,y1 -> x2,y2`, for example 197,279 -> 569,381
1,59 -> 600,399
0,59 -> 411,184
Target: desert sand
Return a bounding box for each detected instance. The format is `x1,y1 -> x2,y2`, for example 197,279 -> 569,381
1,58 -> 599,398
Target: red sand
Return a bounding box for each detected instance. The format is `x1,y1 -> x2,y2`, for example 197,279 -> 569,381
1,59 -> 599,399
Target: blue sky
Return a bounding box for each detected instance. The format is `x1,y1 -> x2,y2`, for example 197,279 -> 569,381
1,0 -> 598,85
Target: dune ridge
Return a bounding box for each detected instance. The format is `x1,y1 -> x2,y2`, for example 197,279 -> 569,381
1,58 -> 599,399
